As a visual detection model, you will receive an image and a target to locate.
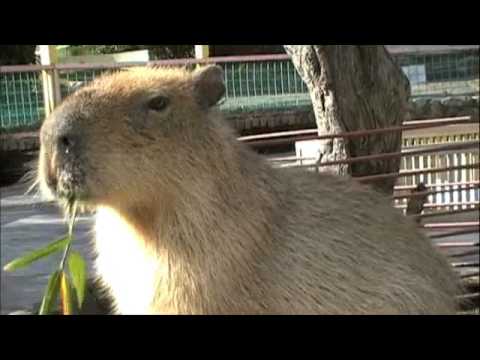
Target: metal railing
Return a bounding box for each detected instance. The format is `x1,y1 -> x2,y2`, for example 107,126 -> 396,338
1,47 -> 479,131
248,114 -> 479,309
254,116 -> 480,211
396,48 -> 479,97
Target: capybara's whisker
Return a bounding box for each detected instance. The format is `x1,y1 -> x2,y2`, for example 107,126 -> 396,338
24,178 -> 39,196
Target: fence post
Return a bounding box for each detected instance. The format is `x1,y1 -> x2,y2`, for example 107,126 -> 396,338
194,45 -> 210,60
39,45 -> 61,118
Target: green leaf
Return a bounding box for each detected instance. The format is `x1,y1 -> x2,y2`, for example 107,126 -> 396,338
60,272 -> 75,315
39,270 -> 62,315
68,251 -> 87,308
3,236 -> 71,272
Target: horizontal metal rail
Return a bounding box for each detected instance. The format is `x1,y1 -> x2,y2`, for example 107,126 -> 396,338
356,163 -> 480,183
240,116 -> 477,147
302,141 -> 479,169
394,183 -> 480,200
452,261 -> 479,268
0,54 -> 293,73
436,242 -> 479,249
422,222 -> 480,230
457,292 -> 479,300
429,228 -> 480,239
449,250 -> 480,258
461,272 -> 479,279
395,182 -> 480,191
410,206 -> 480,219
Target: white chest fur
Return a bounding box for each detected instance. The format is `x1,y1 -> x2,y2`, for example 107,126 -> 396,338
94,206 -> 161,315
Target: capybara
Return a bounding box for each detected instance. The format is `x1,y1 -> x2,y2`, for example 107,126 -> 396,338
38,65 -> 459,314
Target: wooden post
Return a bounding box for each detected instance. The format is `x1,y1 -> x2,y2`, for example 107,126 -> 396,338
39,45 -> 61,117
194,45 -> 210,59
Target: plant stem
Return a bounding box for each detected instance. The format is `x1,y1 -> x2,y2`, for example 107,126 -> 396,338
59,200 -> 78,271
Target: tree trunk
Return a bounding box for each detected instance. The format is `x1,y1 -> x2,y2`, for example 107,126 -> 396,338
284,45 -> 411,193
0,45 -> 37,65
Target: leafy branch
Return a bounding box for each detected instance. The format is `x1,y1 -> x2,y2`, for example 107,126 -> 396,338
3,200 -> 87,315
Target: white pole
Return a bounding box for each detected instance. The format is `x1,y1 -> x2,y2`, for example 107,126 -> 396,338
194,45 -> 210,59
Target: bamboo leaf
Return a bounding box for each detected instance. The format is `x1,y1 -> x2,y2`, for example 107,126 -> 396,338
39,270 -> 62,315
60,272 -> 74,315
68,251 -> 87,308
3,236 -> 70,272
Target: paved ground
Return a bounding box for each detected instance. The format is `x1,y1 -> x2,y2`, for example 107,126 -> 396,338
0,182 -> 95,315
1,181 -> 478,315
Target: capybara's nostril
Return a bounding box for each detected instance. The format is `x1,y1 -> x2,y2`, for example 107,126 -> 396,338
58,135 -> 73,154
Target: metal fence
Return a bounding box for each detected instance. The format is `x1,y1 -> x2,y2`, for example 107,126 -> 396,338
395,150 -> 479,210
1,47 -> 479,131
251,117 -> 479,211
59,68 -> 108,98
0,70 -> 45,130
396,49 -> 479,97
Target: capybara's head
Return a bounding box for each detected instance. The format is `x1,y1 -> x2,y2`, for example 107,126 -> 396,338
38,65 -> 226,207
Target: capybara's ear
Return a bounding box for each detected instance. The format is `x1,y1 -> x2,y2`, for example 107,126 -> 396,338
192,65 -> 225,109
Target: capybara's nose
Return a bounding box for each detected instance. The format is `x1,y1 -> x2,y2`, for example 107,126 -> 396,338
41,107 -> 80,158
57,134 -> 75,156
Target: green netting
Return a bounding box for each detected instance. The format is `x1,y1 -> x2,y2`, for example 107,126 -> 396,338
59,69 -> 114,98
219,60 -> 310,112
221,94 -> 312,113
1,50 -> 479,130
0,72 -> 45,130
395,50 -> 479,97
220,60 -> 308,98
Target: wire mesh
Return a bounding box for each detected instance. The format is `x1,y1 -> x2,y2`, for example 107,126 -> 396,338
1,48 -> 479,130
395,151 -> 480,210
58,68 -> 117,98
219,59 -> 310,113
0,71 -> 45,130
395,49 -> 479,97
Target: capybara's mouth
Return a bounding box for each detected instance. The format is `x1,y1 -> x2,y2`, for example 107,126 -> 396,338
40,153 -> 90,204
56,172 -> 90,203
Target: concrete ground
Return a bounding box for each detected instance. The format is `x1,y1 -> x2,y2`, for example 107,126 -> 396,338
0,182 -> 95,315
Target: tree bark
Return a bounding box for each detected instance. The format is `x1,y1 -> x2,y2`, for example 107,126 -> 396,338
0,45 -> 36,65
284,45 -> 411,193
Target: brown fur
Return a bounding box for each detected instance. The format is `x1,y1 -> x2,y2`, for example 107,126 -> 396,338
38,66 -> 460,314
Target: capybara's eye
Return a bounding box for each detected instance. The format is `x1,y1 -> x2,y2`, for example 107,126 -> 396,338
147,96 -> 169,112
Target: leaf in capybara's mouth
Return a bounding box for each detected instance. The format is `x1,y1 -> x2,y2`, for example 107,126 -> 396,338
5,192 -> 89,315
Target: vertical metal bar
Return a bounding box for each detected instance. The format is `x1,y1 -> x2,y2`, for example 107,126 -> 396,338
19,72 -> 27,126
260,61 -> 264,96
287,60 -> 291,94
32,71 -> 42,122
273,61 -> 278,96
293,60 -> 299,94
280,60 -> 285,95
253,62 -> 257,97
26,72 -> 34,123
3,74 -> 12,128
238,62 -> 243,97
266,61 -> 270,95
246,62 -> 250,98
12,73 -> 19,128
224,64 -> 229,99
231,63 -> 236,99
